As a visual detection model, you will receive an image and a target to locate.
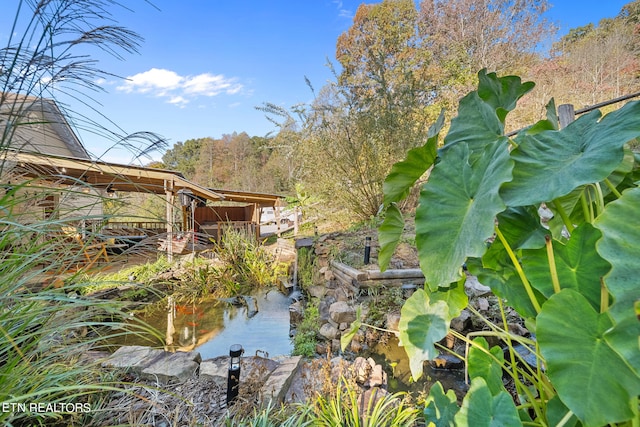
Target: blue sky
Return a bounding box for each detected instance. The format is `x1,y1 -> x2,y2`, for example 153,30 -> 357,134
1,0 -> 632,164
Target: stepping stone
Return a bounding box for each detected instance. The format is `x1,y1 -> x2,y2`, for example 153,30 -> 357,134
260,355 -> 302,407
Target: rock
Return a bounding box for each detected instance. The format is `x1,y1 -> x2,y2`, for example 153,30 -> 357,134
331,339 -> 341,354
508,322 -> 529,336
353,357 -> 371,384
295,237 -> 314,249
141,351 -> 200,384
349,340 -> 363,353
329,301 -> 356,324
199,358 -> 237,387
261,356 -> 303,407
369,364 -> 387,388
465,275 -> 491,297
103,346 -> 165,374
317,257 -> 329,268
385,312 -> 401,332
477,297 -> 490,311
451,309 -> 472,332
319,323 -> 339,340
324,269 -> 335,281
511,342 -> 539,370
200,356 -> 278,387
289,301 -> 304,324
339,322 -> 349,331
316,342 -> 329,355
307,285 -> 327,299
430,353 -> 465,370
104,346 -> 202,384
315,244 -> 330,256
357,387 -> 389,413
318,297 -> 336,323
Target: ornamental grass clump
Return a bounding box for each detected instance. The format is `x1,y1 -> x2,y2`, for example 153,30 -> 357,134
0,1 -> 165,424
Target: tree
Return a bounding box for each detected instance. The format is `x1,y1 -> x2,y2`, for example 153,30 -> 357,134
418,0 -> 554,109
161,138 -> 203,178
290,0 -> 437,219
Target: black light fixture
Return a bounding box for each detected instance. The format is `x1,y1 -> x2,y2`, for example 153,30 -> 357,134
105,185 -> 117,198
226,344 -> 244,405
364,236 -> 371,265
177,189 -> 194,207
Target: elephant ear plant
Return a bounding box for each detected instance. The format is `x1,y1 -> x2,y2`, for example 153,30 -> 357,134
377,70 -> 640,426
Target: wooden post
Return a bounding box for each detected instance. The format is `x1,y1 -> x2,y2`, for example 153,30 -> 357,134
164,180 -> 174,262
558,104 -> 575,129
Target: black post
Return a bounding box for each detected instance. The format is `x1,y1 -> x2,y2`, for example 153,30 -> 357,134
364,236 -> 371,265
226,344 -> 243,405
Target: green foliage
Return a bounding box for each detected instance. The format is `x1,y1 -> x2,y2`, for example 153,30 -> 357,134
311,377 -> 419,427
297,247 -> 315,290
381,70 -> 640,426
79,256 -> 172,294
225,379 -> 419,426
0,1 -> 168,424
208,228 -> 287,296
292,301 -> 319,357
363,287 -> 404,329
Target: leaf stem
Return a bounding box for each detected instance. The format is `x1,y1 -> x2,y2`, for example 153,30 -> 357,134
603,177 -> 622,199
594,182 -> 605,216
545,235 -> 561,294
552,200 -> 574,234
600,277 -> 609,314
495,226 -> 542,314
580,191 -> 592,223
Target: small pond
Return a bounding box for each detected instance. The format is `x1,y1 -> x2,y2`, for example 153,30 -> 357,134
115,288 -> 293,359
367,335 -> 469,400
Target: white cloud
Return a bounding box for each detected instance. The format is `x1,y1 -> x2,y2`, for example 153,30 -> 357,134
117,68 -> 244,106
333,0 -> 352,19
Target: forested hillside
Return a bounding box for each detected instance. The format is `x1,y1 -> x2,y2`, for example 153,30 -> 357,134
160,0 -> 640,219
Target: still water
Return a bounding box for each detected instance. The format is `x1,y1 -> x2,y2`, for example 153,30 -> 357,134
117,288 -> 293,359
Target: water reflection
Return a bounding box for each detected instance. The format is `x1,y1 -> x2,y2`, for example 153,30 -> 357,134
117,289 -> 292,359
369,335 -> 469,401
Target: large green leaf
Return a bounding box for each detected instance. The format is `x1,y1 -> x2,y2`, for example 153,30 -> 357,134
444,70 -> 533,154
594,187 -> 640,322
495,206 -> 548,251
464,207 -> 548,319
423,382 -> 459,427
467,255 -> 543,320
476,71 -> 535,124
537,289 -> 640,426
594,187 -> 640,373
545,395 -> 578,427
453,377 -> 523,427
501,101 -> 640,206
382,111 -> 443,205
521,223 -> 610,311
468,337 -> 506,396
398,289 -> 449,380
377,203 -> 404,272
416,141 -> 512,289
430,279 -> 468,320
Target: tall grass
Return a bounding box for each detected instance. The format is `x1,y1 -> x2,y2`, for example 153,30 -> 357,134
0,1 -> 165,425
201,228 -> 288,297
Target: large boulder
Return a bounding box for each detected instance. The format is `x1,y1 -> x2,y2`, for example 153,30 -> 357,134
319,323 -> 339,340
329,301 -> 356,324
